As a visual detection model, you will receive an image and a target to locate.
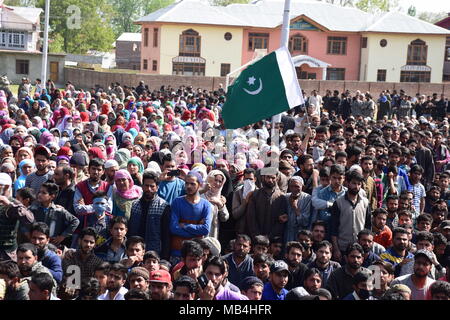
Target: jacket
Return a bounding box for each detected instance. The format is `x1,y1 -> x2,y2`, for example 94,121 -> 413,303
29,202 -> 79,238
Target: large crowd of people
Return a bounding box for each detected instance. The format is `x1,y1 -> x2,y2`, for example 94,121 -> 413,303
0,76 -> 449,300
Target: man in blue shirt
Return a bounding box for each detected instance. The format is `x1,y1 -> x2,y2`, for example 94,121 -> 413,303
169,172 -> 212,262
157,154 -> 185,205
261,260 -> 290,300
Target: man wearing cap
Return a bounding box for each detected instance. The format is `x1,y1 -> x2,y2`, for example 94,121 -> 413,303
390,249 -> 436,300
149,269 -> 172,300
261,260 -> 290,300
104,160 -> 120,185
0,173 -> 35,261
25,146 -> 53,195
439,220 -> 450,241
241,276 -> 263,300
70,151 -> 90,184
128,266 -> 150,294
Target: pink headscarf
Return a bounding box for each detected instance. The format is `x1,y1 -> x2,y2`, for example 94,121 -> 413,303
114,169 -> 142,199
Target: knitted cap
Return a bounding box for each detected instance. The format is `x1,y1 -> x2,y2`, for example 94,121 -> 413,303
129,267 -> 150,281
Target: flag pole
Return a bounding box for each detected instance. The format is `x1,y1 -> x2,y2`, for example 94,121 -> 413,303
41,0 -> 50,85
271,0 -> 291,126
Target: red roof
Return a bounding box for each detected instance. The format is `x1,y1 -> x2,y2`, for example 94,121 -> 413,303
436,15 -> 450,29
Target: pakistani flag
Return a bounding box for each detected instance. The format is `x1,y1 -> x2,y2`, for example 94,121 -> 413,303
221,46 -> 304,129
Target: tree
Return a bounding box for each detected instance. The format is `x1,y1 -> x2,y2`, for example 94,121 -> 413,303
144,0 -> 176,14
209,0 -> 249,6
417,11 -> 448,24
35,0 -> 115,54
4,0 -> 37,6
109,0 -> 146,36
355,0 -> 399,13
407,5 -> 416,17
316,0 -> 355,7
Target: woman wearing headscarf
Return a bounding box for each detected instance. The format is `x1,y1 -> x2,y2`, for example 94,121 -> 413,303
112,169 -> 142,219
134,132 -> 147,147
114,148 -> 131,169
27,100 -> 41,118
98,114 -> 111,133
201,170 -> 229,239
15,146 -> 34,165
9,135 -> 24,156
88,147 -> 106,161
13,159 -> 35,195
127,157 -> 144,186
112,115 -> 126,132
39,130 -> 55,146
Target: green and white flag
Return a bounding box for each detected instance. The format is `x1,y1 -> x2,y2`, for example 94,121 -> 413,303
221,46 -> 303,129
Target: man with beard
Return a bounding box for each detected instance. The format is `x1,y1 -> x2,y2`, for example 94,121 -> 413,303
380,227 -> 415,277
98,263 -> 128,300
424,186 -> 441,214
261,260 -> 290,300
330,171 -> 371,262
391,249 -> 436,300
357,229 -> 380,268
283,177 -> 311,242
246,173 -> 287,239
361,156 -> 378,211
232,168 -> 257,236
415,133 -> 435,189
129,171 -> 171,257
198,256 -> 248,300
62,227 -> 103,281
104,160 -> 120,185
284,241 -> 308,290
73,158 -> 112,247
0,260 -> 29,300
16,243 -> 57,296
53,165 -> 76,217
25,146 -> 53,195
223,234 -> 254,289
294,155 -> 319,195
308,241 -> 340,288
326,243 -> 369,300
29,222 -> 63,283
172,240 -> 203,282
149,269 -> 173,300
169,172 -> 212,261
385,195 -> 399,230
311,221 -> 327,251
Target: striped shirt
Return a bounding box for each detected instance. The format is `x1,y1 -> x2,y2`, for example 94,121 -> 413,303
408,183 -> 426,221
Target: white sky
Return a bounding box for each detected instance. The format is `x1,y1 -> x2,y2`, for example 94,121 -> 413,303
398,0 -> 450,13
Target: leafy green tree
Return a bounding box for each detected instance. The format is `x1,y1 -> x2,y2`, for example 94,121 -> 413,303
417,11 -> 448,24
35,0 -> 115,54
144,0 -> 176,14
209,0 -> 249,6
355,0 -> 399,13
109,0 -> 146,36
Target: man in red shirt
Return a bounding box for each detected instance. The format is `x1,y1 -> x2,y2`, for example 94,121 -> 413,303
372,208 -> 392,248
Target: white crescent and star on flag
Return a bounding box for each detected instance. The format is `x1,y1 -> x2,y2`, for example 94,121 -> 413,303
244,76 -> 263,95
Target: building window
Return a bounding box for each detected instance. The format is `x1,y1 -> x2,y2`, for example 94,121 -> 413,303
144,28 -> 149,47
220,63 -> 230,77
377,69 -> 386,82
326,68 -> 345,80
152,60 -> 157,71
361,37 -> 367,48
0,29 -> 26,49
407,39 -> 427,66
179,29 -> 201,57
289,34 -> 307,54
327,37 -> 347,55
16,59 -> 29,74
143,59 -> 148,70
307,73 -> 316,79
380,39 -> 387,47
248,33 -> 269,51
172,62 -> 205,76
224,32 -> 232,41
153,28 -> 158,47
445,37 -> 450,61
400,71 -> 430,83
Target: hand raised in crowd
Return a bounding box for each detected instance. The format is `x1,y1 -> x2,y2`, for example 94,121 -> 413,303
198,280 -> 215,300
